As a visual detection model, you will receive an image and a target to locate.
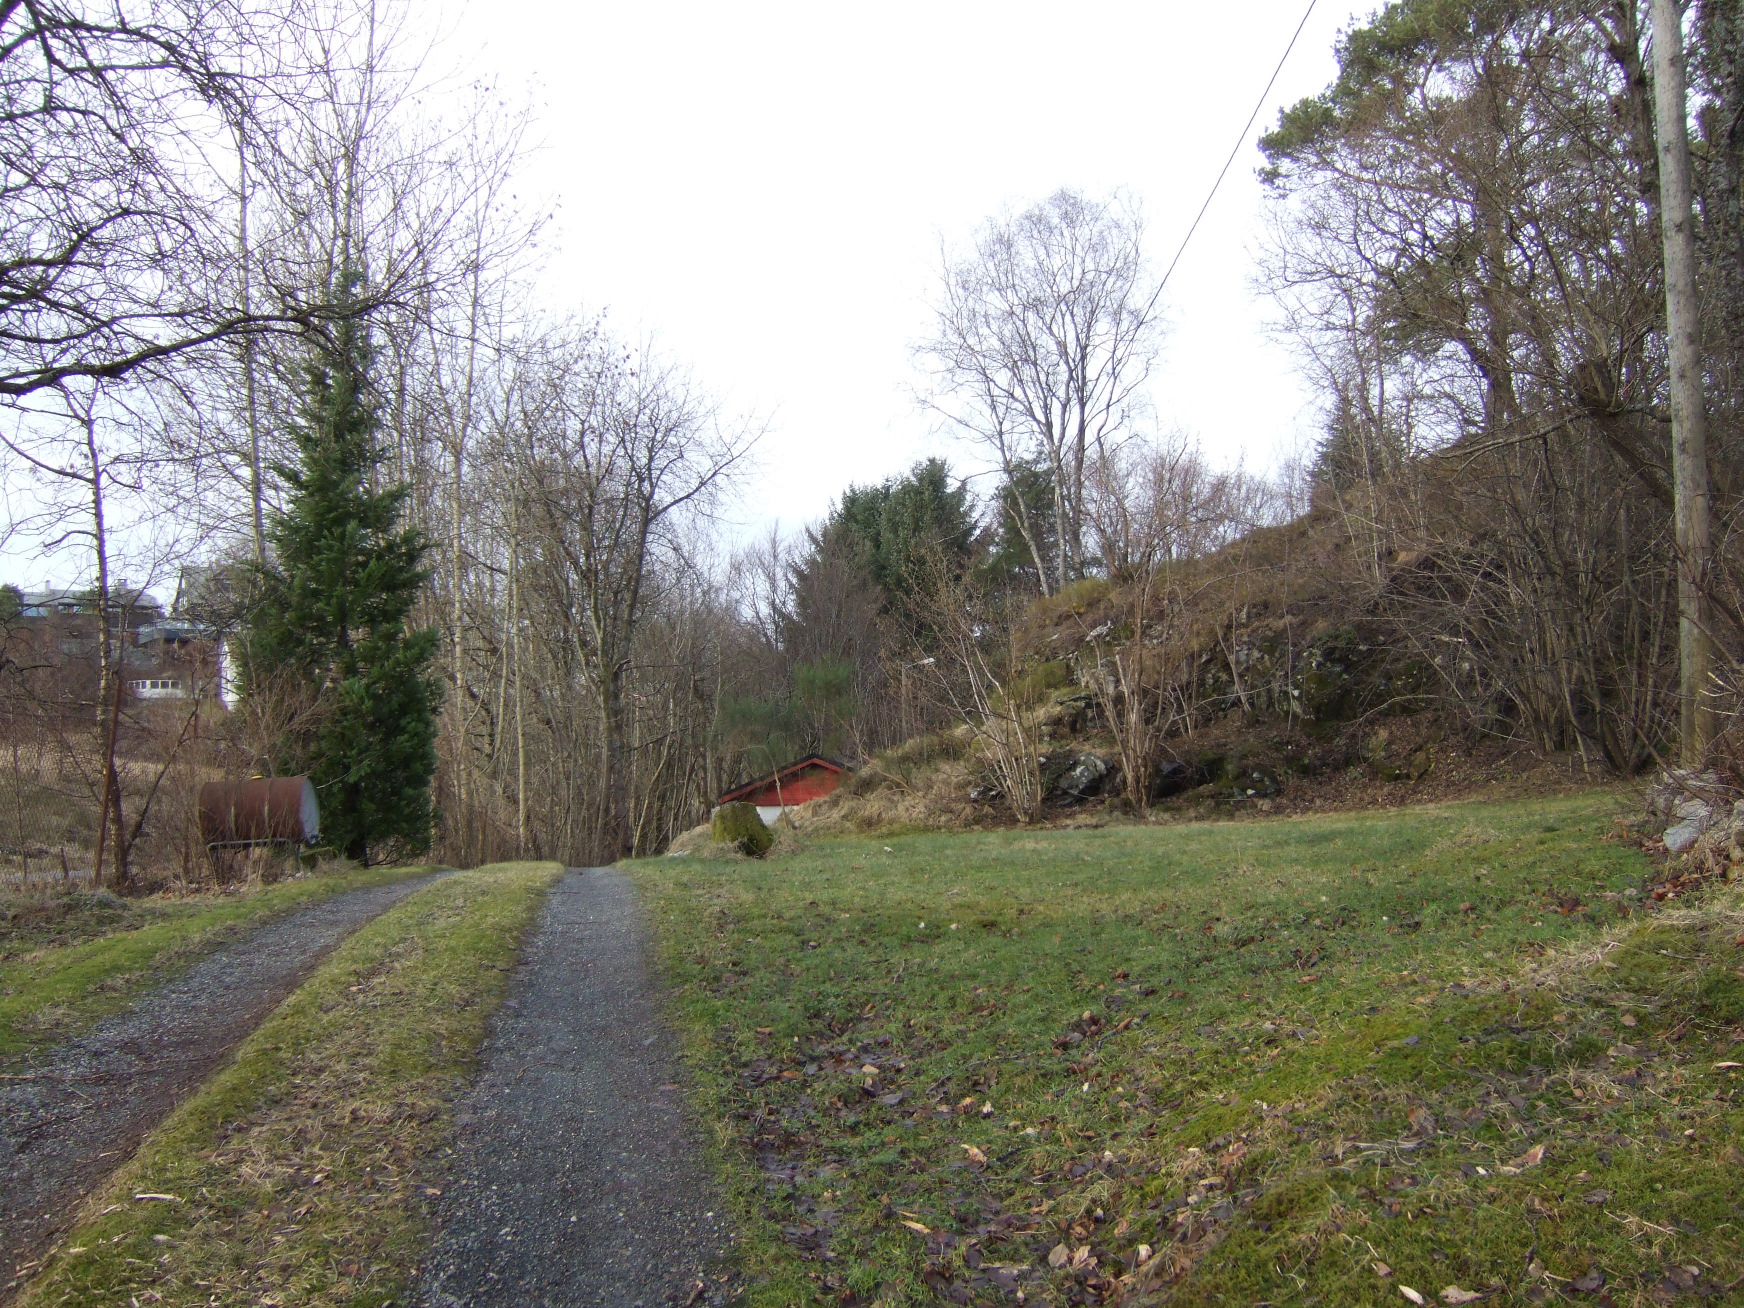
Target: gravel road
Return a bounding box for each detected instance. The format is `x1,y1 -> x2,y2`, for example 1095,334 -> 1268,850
0,872 -> 443,1294
418,868 -> 738,1308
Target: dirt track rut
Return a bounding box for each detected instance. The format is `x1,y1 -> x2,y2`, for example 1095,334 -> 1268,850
0,872 -> 443,1294
418,867 -> 738,1308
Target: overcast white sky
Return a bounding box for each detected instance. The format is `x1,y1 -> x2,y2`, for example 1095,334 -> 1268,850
423,0 -> 1359,535
3,0 -> 1364,591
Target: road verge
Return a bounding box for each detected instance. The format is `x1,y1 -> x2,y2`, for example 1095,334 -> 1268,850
14,861 -> 563,1308
2,865 -> 441,1064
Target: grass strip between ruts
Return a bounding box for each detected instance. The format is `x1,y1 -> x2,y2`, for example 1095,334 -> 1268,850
15,860 -> 564,1308
1,865 -> 442,1066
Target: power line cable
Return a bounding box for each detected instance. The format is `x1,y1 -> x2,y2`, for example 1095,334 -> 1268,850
1157,0 -> 1319,293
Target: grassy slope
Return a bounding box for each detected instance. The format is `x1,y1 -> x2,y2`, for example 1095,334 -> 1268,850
0,866 -> 438,1065
631,791 -> 1744,1307
16,861 -> 564,1308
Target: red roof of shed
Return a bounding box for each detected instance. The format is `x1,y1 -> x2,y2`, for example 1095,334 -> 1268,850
718,755 -> 848,806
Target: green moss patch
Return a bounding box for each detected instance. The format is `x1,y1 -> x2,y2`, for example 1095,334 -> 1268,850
715,802 -> 775,857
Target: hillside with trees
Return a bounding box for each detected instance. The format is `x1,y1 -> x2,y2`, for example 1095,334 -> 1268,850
0,0 -> 1739,883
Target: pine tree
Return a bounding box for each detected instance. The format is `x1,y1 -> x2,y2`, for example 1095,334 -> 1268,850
245,294 -> 440,864
821,457 -> 975,622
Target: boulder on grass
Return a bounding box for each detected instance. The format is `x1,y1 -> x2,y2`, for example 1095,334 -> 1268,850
711,802 -> 773,857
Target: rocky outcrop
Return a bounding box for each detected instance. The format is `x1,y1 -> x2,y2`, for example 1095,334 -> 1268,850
1646,770 -> 1743,863
1055,752 -> 1110,800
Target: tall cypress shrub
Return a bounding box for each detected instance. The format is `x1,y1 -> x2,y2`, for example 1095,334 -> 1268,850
245,296 -> 440,863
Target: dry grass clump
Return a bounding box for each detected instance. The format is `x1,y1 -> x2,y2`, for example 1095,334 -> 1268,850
665,817 -> 810,861
798,752 -> 980,835
839,729 -> 974,798
1504,876 -> 1743,1019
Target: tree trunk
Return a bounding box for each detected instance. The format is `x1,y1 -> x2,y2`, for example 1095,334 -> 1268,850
1650,0 -> 1718,765
83,416 -> 129,890
237,130 -> 266,564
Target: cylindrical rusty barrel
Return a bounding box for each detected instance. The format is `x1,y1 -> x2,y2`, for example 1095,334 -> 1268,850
198,777 -> 320,848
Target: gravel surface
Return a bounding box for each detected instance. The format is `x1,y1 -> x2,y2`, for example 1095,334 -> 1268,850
419,868 -> 739,1308
0,872 -> 443,1294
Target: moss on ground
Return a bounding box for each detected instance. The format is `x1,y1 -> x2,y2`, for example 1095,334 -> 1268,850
630,790 -> 1742,1306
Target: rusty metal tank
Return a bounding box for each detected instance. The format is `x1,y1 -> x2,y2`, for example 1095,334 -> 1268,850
198,776 -> 320,848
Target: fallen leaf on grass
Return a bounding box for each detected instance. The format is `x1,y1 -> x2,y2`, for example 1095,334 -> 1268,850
1048,1243 -> 1070,1268
1582,1190 -> 1611,1205
900,1219 -> 931,1235
132,1194 -> 181,1203
1570,1270 -> 1606,1292
1374,1261 -> 1393,1277
1400,1288 -> 1427,1306
961,1144 -> 988,1165
1715,1061 -> 1741,1069
1619,1014 -> 1637,1027
1508,1143 -> 1546,1169
1440,1288 -> 1483,1304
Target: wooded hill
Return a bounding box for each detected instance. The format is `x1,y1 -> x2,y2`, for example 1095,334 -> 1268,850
785,0 -> 1744,836
3,0 -> 1743,881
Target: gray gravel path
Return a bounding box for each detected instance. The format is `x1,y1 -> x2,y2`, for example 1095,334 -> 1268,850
0,872 -> 443,1294
418,868 -> 738,1308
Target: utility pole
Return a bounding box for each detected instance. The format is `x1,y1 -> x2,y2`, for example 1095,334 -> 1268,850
1649,0 -> 1717,767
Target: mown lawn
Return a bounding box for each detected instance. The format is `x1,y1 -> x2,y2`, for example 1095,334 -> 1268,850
16,861 -> 564,1308
632,791 -> 1744,1306
0,865 -> 438,1064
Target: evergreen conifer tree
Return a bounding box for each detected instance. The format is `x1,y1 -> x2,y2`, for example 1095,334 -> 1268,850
245,292 -> 440,863
823,457 -> 975,622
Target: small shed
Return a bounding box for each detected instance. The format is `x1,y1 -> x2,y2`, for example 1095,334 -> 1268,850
719,755 -> 849,825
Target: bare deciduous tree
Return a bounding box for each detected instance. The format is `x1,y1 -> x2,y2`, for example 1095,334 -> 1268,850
919,189 -> 1162,595
0,0 -> 396,400
914,566 -> 1044,821
504,326 -> 755,859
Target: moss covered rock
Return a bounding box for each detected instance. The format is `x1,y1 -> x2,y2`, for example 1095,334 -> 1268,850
711,802 -> 773,857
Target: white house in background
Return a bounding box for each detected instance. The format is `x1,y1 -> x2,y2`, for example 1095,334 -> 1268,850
131,677 -> 187,699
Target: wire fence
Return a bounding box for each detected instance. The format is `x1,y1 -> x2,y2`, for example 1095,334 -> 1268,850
0,716 -> 238,891
0,749 -> 102,887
